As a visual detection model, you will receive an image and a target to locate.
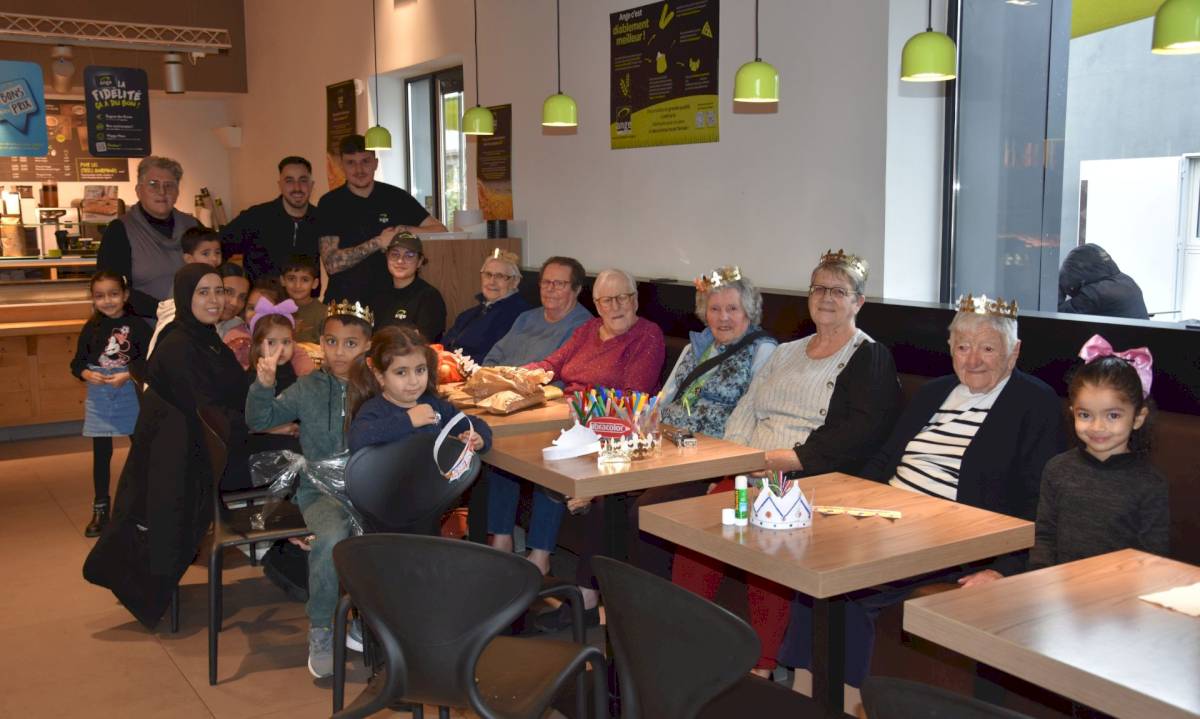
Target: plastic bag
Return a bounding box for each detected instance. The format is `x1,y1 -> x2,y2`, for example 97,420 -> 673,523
463,366 -> 553,399
246,449 -> 364,534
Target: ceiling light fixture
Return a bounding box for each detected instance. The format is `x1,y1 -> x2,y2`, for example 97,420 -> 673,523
463,0 -> 494,135
364,0 -> 392,151
542,0 -> 578,128
733,0 -> 779,103
1152,0 -> 1200,55
163,52 -> 185,93
50,45 -> 74,94
901,0 -> 957,82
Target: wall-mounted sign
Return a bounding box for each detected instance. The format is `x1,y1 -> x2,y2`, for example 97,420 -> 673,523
84,67 -> 151,157
610,0 -> 719,150
476,104 -> 513,221
0,101 -> 130,182
0,61 -> 49,157
326,80 -> 357,190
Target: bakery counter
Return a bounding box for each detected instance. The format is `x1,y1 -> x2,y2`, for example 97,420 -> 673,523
0,295 -> 94,428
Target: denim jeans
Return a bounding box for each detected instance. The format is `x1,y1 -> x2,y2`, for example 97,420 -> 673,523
295,481 -> 351,628
485,467 -> 565,552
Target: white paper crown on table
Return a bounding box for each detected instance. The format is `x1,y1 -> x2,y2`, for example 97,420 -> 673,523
751,479 -> 813,530
542,422 -> 602,460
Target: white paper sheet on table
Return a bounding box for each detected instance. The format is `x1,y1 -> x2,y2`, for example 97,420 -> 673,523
1138,581 -> 1200,617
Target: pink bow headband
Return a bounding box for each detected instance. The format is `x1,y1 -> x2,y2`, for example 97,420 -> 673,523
249,296 -> 298,335
1078,334 -> 1153,397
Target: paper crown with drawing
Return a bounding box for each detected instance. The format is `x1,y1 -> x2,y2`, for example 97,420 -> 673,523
751,477 -> 813,530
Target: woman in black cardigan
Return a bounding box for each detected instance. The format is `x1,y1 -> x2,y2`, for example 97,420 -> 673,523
778,299 -> 1065,709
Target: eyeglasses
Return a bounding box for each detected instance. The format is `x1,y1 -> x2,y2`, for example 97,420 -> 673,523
539,279 -> 571,291
143,179 -> 179,195
480,270 -> 515,281
387,250 -> 419,262
595,292 -> 636,309
809,284 -> 857,300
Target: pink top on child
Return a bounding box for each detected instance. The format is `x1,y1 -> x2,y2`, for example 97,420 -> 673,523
525,316 -> 665,393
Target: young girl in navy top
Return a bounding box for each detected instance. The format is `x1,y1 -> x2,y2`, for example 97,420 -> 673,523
1030,334 -> 1170,569
71,271 -> 151,537
347,325 -> 492,454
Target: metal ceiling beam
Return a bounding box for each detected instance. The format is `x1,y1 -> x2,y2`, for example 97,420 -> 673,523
0,12 -> 232,54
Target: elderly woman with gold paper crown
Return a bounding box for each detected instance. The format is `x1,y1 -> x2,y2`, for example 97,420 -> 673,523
672,250 -> 902,678
778,292 -> 1066,712
630,266 -> 778,577
441,248 -> 531,361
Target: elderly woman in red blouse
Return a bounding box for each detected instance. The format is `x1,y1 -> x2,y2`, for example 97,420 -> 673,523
488,268 -> 665,621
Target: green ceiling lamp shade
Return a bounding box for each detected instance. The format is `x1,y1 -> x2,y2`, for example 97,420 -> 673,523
542,0 -> 578,127
464,0 -> 494,135
1152,0 -> 1200,54
365,0 -> 391,150
901,0 -> 957,82
733,0 -> 779,102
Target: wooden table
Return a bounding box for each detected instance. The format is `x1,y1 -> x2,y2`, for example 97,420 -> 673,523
484,429 -> 765,500
905,549 -> 1200,719
640,473 -> 1034,717
462,399 -> 573,438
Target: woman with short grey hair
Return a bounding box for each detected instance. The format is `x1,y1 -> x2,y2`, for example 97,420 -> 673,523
441,248 -> 530,360
97,155 -> 197,321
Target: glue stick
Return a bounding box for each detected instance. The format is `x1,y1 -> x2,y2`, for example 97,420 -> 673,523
734,475 -> 749,526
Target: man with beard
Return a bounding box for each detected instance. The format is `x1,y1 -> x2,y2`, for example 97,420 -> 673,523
317,134 -> 448,306
221,156 -> 322,282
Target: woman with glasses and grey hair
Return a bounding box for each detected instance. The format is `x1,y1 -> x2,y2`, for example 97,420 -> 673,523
488,267 -> 665,628
441,249 -> 531,361
97,156 -> 198,322
672,250 -> 901,679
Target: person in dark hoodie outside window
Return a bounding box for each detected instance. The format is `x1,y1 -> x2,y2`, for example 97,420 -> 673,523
1058,244 -> 1149,320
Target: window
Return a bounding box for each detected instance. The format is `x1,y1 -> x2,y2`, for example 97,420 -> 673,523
404,67 -> 465,227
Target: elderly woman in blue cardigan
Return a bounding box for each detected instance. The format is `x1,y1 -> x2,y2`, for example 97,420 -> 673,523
441,249 -> 531,362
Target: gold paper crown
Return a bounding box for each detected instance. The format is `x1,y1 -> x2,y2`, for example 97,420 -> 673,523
957,293 -> 1019,319
819,249 -> 868,279
490,247 -> 521,266
694,265 -> 742,293
326,299 -> 375,326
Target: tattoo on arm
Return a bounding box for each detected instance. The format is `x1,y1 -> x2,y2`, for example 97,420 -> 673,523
319,235 -> 380,274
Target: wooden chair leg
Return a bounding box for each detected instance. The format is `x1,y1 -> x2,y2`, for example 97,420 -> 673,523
208,545 -> 223,686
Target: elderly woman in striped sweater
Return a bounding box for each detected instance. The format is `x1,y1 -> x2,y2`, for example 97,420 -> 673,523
672,250 -> 902,679
778,294 -> 1065,713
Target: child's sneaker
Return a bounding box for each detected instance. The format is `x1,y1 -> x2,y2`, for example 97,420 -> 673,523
85,501 -> 109,538
307,627 -> 334,678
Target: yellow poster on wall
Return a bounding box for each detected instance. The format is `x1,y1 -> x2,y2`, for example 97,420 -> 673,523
610,1 -> 719,150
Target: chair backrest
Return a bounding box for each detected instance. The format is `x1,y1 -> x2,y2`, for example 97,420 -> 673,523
862,677 -> 1034,719
197,405 -> 231,521
332,534 -> 540,709
344,433 -> 479,535
592,556 -> 759,719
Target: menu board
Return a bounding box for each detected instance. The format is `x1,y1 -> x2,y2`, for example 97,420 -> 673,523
326,80 -> 357,190
610,0 -> 719,150
476,104 -> 513,221
0,100 -> 129,182
84,67 -> 151,157
0,61 -> 49,157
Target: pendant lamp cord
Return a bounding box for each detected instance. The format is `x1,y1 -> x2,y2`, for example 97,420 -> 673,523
926,0 -> 933,32
474,0 -> 482,105
556,0 -> 563,93
754,0 -> 761,61
371,0 -> 380,124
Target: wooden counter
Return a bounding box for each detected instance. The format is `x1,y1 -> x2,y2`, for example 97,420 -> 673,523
420,237 -> 521,325
0,322 -> 89,426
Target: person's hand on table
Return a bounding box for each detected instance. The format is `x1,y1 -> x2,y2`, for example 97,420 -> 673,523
764,448 -> 802,473
957,569 -> 1002,588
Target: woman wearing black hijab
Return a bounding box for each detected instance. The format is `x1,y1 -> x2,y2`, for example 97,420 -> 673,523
84,263 -> 247,629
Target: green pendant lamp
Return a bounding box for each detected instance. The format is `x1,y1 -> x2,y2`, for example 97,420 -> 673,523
542,0 -> 578,127
901,0 -> 957,82
733,0 -> 779,102
463,0 -> 494,135
364,0 -> 391,150
1152,0 -> 1200,54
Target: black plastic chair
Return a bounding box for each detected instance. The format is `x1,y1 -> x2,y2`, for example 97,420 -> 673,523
197,406 -> 310,686
330,534 -> 607,719
861,676 -> 1035,718
593,556 -> 818,719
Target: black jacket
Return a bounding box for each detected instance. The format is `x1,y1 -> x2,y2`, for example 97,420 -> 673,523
70,314 -> 151,380
862,370 -> 1066,575
1058,244 -> 1149,319
220,197 -> 320,281
793,339 -> 902,477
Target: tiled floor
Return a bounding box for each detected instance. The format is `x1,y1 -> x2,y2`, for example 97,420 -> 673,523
0,436 -> 484,719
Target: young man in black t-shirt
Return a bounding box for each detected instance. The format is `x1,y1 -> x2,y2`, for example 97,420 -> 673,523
316,135 -> 448,305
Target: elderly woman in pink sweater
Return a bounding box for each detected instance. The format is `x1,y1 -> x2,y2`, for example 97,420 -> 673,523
488,268 -> 665,621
